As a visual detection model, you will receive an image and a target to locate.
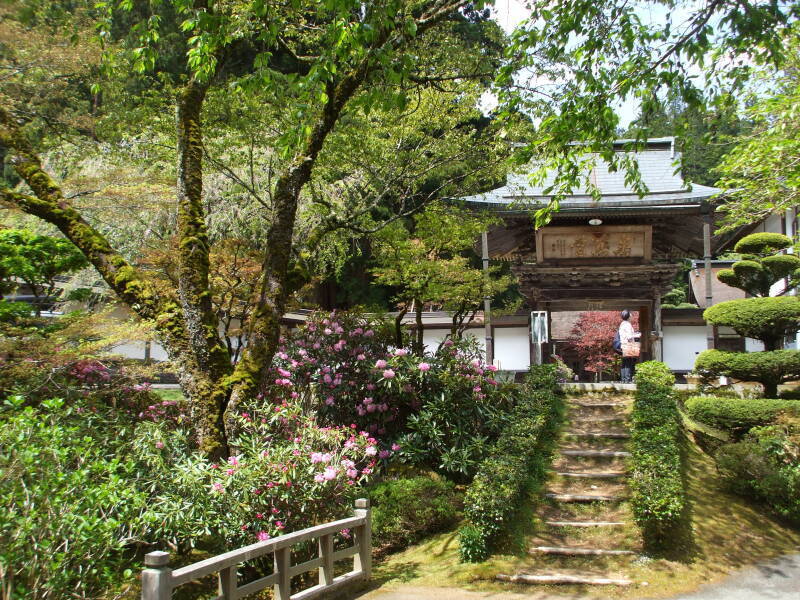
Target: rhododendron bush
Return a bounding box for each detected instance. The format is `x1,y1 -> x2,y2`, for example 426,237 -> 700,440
133,400 -> 378,551
249,311 -> 521,479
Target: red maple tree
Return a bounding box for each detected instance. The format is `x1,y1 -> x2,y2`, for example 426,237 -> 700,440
566,311 -> 639,378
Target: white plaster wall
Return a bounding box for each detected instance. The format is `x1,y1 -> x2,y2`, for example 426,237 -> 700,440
421,328 -> 486,354
108,341 -> 169,362
494,327 -> 531,371
662,326 -> 707,371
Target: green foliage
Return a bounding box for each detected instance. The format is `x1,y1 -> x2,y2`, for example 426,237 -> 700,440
684,396 -> 800,436
0,300 -> 32,323
0,399 -> 149,600
714,233 -> 798,297
716,51 -> 800,232
631,361 -> 688,552
0,229 -> 89,304
459,365 -> 564,562
497,0 -> 791,223
694,349 -> 800,398
702,296 -> 800,350
714,418 -> 800,523
735,233 -> 794,255
370,203 -> 517,349
367,476 -> 461,554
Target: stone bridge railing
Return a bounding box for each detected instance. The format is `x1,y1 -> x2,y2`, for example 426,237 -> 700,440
141,498 -> 371,600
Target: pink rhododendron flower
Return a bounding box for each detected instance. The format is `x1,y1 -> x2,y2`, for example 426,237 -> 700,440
324,328 -> 333,335
363,397 -> 373,405
418,362 -> 430,371
357,354 -> 366,360
365,446 -> 377,456
314,473 -> 325,483
364,329 -> 374,337
391,443 -> 401,451
155,441 -> 164,449
375,359 -> 387,369
325,396 -> 335,406
226,468 -> 235,476
323,467 -> 338,480
382,369 -> 395,379
379,449 -> 391,459
257,531 -> 270,541
212,482 -> 223,492
487,364 -> 498,372
346,468 -> 358,478
228,456 -> 240,466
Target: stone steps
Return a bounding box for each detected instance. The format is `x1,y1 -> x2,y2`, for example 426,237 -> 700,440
497,573 -> 632,586
545,521 -> 626,527
561,449 -> 631,458
565,431 -> 631,439
556,471 -> 627,479
501,395 -> 635,588
530,546 -> 636,556
546,493 -> 624,503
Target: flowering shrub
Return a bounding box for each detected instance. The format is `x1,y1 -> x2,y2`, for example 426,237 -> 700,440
253,312 -> 517,479
134,400 -> 379,550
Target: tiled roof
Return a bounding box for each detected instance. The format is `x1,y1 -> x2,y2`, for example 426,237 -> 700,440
462,138 -> 722,209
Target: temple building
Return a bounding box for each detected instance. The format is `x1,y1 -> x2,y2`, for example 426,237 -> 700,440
447,137 -> 796,379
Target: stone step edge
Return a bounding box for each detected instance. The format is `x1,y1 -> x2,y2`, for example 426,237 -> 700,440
572,415 -> 627,422
546,493 -> 625,502
569,401 -> 630,408
556,471 -> 627,478
561,450 -> 631,457
530,546 -> 636,556
565,432 -> 631,438
497,573 -> 633,586
546,521 -> 626,527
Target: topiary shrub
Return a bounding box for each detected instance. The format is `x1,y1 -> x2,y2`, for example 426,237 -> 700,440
367,475 -> 461,555
631,361 -> 689,553
716,233 -> 799,297
684,396 -> 800,436
694,349 -> 800,398
703,296 -> 800,351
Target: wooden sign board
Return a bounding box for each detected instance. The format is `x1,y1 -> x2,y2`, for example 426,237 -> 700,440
536,225 -> 652,264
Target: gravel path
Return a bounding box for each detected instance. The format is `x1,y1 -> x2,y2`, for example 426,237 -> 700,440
670,553 -> 800,600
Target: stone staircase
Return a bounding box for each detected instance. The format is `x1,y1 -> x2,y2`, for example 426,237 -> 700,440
497,394 -> 639,587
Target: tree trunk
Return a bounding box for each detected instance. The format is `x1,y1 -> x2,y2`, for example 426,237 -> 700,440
173,81 -> 234,460
394,307 -> 408,348
412,298 -> 424,356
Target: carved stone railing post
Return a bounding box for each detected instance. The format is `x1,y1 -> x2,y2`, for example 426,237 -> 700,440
353,498 -> 372,579
141,551 -> 172,600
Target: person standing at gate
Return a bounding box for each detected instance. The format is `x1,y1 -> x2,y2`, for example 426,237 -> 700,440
618,310 -> 639,383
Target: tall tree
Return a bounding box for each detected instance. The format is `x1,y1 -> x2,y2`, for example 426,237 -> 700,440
0,0 -> 497,459
498,0 -> 797,225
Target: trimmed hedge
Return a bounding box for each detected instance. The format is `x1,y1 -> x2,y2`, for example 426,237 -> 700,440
631,361 -> 688,551
458,365 -> 564,562
684,396 -> 800,436
694,349 -> 800,398
367,476 -> 461,555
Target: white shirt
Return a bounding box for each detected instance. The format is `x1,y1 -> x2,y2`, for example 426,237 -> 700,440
619,320 -> 635,344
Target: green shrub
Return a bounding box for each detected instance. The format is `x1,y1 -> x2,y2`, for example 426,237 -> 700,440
734,232 -> 793,255
778,388 -> 800,400
0,399 -> 149,600
684,396 -> 800,436
0,301 -> 31,323
631,361 -> 688,552
694,349 -> 800,398
702,297 -> 800,351
459,365 -> 564,562
714,420 -> 800,523
457,524 -> 489,563
367,476 -> 461,554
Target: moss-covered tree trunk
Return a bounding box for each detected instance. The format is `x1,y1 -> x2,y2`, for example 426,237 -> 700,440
174,80 -> 233,460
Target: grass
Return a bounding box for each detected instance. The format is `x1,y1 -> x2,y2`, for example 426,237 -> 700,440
152,387 -> 185,403
364,437 -> 800,599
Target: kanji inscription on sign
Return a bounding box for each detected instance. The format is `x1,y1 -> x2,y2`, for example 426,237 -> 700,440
536,225 -> 652,263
